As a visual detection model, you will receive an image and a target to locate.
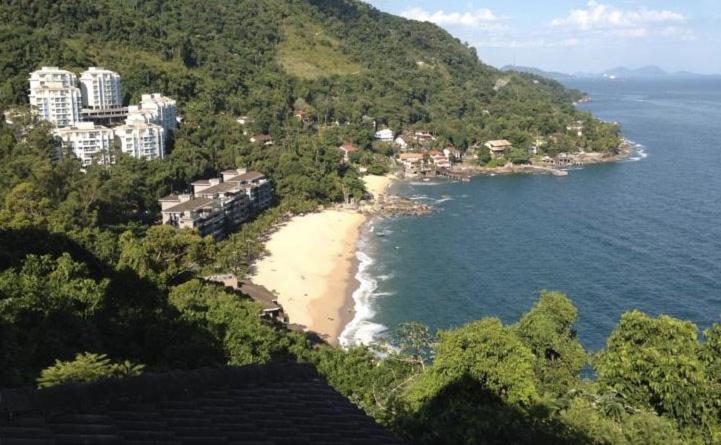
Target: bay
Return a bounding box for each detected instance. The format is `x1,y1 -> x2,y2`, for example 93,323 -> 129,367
343,78 -> 721,351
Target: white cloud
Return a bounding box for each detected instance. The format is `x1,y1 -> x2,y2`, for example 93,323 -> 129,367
475,37 -> 581,49
551,1 -> 684,31
400,7 -> 506,30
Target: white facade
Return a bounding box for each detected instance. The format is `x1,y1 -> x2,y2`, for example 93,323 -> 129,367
52,122 -> 114,166
29,67 -> 82,128
126,93 -> 177,134
374,128 -> 394,142
80,67 -> 122,109
113,119 -> 165,160
29,67 -> 77,90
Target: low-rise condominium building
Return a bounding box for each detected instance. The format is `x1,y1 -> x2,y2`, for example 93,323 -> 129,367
159,194 -> 225,240
159,169 -> 273,239
221,169 -> 273,211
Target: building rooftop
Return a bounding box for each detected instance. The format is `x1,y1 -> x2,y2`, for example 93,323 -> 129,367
162,196 -> 214,213
159,194 -> 181,202
81,67 -> 119,76
228,171 -> 266,183
339,144 -> 360,152
399,152 -> 424,160
485,139 -> 513,150
0,363 -> 403,444
196,181 -> 244,196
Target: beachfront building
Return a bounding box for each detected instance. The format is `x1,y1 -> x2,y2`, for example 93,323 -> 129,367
192,177 -> 252,226
52,122 -> 114,166
444,147 -> 462,163
79,67 -> 122,110
159,194 -> 225,239
159,169 -> 273,239
484,139 -> 513,160
221,169 -> 274,211
429,150 -> 451,169
114,115 -> 165,160
28,67 -> 82,128
374,128 -> 394,142
338,143 -> 360,162
399,152 -> 424,176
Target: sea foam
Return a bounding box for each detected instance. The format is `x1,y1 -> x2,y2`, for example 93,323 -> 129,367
339,236 -> 388,347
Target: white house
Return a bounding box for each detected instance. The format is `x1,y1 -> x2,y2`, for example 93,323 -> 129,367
374,128 -> 394,142
114,116 -> 165,160
52,122 -> 114,166
394,136 -> 408,149
79,67 -> 122,110
29,67 -> 82,128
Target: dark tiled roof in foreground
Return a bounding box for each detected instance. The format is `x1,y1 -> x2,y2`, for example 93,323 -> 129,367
0,363 -> 402,445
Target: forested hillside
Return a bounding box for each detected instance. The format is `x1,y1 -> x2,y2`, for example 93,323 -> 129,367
2,1 -> 716,444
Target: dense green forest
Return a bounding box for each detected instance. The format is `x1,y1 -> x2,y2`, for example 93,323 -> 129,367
1,0 -> 716,444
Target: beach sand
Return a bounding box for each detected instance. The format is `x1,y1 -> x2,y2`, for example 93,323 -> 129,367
251,210 -> 366,344
251,174 -> 393,345
363,174 -> 393,198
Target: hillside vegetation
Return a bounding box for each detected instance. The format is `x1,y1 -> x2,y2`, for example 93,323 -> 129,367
1,1 -> 717,444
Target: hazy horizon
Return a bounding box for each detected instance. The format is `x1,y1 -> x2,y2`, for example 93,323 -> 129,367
364,0 -> 721,75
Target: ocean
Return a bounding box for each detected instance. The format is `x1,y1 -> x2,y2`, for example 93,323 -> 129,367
340,78 -> 721,351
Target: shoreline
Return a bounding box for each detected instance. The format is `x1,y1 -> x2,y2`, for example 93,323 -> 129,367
251,144 -> 635,347
451,142 -> 634,178
250,174 -> 394,345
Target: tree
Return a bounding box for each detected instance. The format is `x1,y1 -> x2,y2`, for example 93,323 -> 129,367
37,352 -> 144,388
513,291 -> 587,395
595,311 -> 713,429
0,182 -> 52,228
117,225 -> 215,287
406,318 -> 538,408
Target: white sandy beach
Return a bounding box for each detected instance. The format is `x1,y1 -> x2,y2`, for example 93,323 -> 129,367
250,175 -> 393,344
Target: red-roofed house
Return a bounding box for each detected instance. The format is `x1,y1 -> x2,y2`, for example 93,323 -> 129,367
338,143 -> 360,162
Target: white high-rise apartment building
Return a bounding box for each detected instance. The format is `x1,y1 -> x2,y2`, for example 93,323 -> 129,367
52,122 -> 114,166
28,67 -> 82,128
79,67 -> 122,109
114,116 -> 165,160
126,93 -> 177,134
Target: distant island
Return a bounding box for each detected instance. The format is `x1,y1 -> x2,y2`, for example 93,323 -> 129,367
503,64 -> 719,81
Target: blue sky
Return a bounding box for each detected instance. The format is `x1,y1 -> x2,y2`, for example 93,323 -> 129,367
364,1 -> 721,74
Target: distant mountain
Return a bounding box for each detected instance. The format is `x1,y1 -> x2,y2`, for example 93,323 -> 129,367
505,65 -> 716,81
603,65 -> 668,78
501,65 -> 573,81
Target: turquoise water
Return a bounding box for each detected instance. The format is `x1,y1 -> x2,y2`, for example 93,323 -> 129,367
341,78 -> 721,351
